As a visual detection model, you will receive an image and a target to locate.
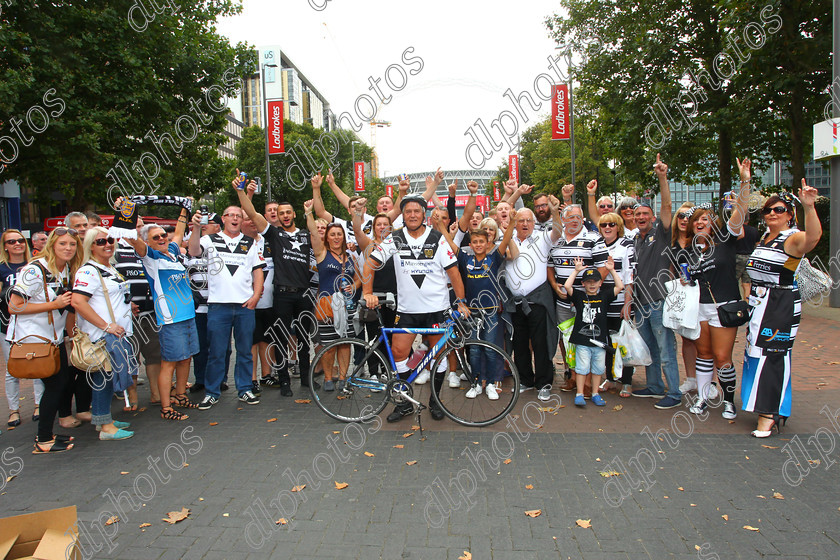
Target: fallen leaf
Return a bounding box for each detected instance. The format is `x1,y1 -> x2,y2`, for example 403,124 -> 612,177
406,460 -> 417,466
139,523 -> 151,528
209,422 -> 218,426
275,518 -> 288,525
695,545 -> 701,551
333,431 -> 340,434
162,508 -> 190,524
267,418 -> 277,423
524,509 -> 542,518
294,399 -> 311,404
599,470 -> 621,478
364,451 -> 375,457
5,475 -> 15,483
827,361 -> 840,365
773,492 -> 784,500
138,407 -> 147,412
525,484 -> 534,490
722,514 -> 729,521
678,487 -> 684,491
537,406 -> 556,412
104,516 -> 119,526
575,518 -> 591,528
292,485 -> 306,492
612,404 -> 623,411
503,459 -> 512,465
411,425 -> 421,431
808,459 -> 821,466
403,433 -> 413,438
393,444 -> 404,449
690,503 -> 697,507
222,513 -> 229,517
743,525 -> 760,532
761,445 -> 779,449
757,495 -> 766,499
120,471 -> 129,475
745,456 -> 749,460
334,481 -> 349,490
458,552 -> 472,560
472,441 -> 479,444
198,498 -> 204,501
663,496 -> 669,499
182,463 -> 188,467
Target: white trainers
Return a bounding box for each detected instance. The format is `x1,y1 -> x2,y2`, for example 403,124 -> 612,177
465,386 -> 481,399
722,402 -> 737,420
459,373 -> 469,381
414,369 -> 430,384
486,384 -> 499,400
706,382 -> 720,400
447,372 -> 461,388
679,377 -> 697,393
537,385 -> 552,401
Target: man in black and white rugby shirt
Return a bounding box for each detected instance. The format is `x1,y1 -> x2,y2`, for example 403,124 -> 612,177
362,194 -> 470,423
188,204 -> 265,409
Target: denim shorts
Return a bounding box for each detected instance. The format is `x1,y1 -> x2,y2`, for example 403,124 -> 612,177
575,344 -> 606,376
158,319 -> 200,362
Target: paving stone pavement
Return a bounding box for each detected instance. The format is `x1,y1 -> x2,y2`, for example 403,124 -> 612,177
0,303 -> 838,559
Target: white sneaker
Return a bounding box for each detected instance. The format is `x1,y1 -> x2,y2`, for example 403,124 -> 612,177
447,372 -> 461,388
459,373 -> 469,381
486,384 -> 499,400
679,377 -> 697,393
414,369 -> 430,384
722,402 -> 737,420
689,400 -> 708,415
537,385 -> 552,401
465,386 -> 481,399
707,382 -> 720,400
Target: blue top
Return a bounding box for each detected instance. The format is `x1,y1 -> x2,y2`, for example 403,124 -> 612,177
457,249 -> 504,311
141,241 -> 195,326
316,251 -> 359,302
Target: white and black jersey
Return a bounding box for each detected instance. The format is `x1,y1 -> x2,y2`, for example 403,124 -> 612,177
371,227 -> 457,314
255,236 -> 275,309
115,239 -> 153,314
198,232 -> 265,304
746,228 -> 801,288
603,236 -> 635,318
261,224 -> 312,290
185,256 -> 209,314
7,259 -> 71,344
549,230 -> 609,309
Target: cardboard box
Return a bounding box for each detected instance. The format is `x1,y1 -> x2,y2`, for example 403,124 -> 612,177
0,506 -> 80,560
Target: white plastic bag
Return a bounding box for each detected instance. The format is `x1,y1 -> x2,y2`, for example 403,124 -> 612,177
615,319 -> 652,367
612,337 -> 623,379
663,279 -> 701,340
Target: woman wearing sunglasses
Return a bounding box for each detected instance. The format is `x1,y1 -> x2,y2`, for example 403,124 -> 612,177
740,161 -> 822,437
8,227 -> 83,453
70,227 -> 135,440
1,229 -> 44,427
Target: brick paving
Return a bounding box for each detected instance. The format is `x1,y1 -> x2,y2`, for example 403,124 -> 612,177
0,303 -> 838,559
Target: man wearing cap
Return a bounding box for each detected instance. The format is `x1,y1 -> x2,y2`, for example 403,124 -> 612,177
631,153 -> 681,409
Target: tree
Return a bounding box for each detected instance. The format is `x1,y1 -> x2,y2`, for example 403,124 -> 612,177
0,0 -> 255,210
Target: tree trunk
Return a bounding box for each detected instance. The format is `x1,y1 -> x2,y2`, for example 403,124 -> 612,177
788,88 -> 806,189
717,125 -> 732,202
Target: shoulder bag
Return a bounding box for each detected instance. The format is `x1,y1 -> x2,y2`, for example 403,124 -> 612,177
706,281 -> 749,328
7,264 -> 61,379
69,266 -> 113,372
795,258 -> 832,302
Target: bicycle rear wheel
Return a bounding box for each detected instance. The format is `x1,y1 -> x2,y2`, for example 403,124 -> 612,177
430,339 -> 519,427
309,338 -> 392,423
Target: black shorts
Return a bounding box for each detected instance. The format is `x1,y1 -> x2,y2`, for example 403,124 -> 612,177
253,307 -> 276,345
393,311 -> 446,329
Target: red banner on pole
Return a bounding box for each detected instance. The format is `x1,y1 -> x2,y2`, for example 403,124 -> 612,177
385,184 -> 393,198
508,155 -> 519,184
551,84 -> 570,140
354,162 -> 365,192
493,180 -> 500,202
267,100 -> 285,154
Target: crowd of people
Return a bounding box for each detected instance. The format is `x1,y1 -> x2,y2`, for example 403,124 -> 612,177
1,154 -> 823,453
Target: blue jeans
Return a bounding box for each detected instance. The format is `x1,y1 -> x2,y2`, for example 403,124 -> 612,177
575,345 -> 606,376
193,312 -> 231,386
206,304 -> 255,398
635,302 -> 681,400
469,311 -> 504,383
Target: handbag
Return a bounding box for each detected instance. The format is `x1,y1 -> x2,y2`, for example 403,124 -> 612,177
795,258 -> 832,302
706,282 -> 749,328
7,264 -> 61,379
69,267 -> 113,372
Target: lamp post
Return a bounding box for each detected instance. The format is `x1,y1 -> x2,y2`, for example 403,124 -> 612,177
351,140 -> 360,185
607,159 -> 618,205
262,62 -> 278,202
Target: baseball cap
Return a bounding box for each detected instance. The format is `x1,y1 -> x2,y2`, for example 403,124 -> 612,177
581,269 -> 600,282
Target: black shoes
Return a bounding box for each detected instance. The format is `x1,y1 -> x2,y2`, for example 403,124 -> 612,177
189,383 -> 205,394
220,382 -> 229,392
429,403 -> 445,421
279,382 -> 293,397
386,403 -> 413,423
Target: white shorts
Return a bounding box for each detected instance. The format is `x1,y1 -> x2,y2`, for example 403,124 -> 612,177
698,301 -> 737,328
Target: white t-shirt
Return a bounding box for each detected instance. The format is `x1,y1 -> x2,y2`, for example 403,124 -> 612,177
255,236 -> 275,309
507,230 -> 554,297
371,227 -> 457,314
7,258 -> 71,344
334,213 -> 404,245
198,232 -> 266,304
73,262 -> 134,341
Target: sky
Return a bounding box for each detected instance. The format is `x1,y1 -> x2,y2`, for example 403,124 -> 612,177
216,0 -> 565,177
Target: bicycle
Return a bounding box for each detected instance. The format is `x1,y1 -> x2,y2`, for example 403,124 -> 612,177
308,297 -> 520,430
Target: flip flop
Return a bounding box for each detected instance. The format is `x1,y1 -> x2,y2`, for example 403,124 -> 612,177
33,439 -> 74,454
123,402 -> 139,412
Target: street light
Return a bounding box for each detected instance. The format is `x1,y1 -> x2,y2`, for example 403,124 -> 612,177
607,159 -> 618,205
351,140 -> 361,186
262,62 -> 278,202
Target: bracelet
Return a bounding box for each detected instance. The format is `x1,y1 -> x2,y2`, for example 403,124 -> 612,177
455,298 -> 466,304
305,211 -> 313,216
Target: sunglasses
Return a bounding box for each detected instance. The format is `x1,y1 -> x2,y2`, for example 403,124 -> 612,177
620,204 -> 639,210
52,228 -> 78,237
678,212 -> 692,219
599,222 -> 617,228
599,204 -> 614,209
4,238 -> 26,245
93,237 -> 116,246
150,233 -> 168,242
223,213 -> 242,218
762,206 -> 788,215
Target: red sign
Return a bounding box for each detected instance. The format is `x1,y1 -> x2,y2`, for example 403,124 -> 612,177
354,162 -> 365,192
432,196 -> 489,209
385,184 -> 393,198
551,84 -> 570,140
493,181 -> 500,202
508,155 -> 519,183
267,100 -> 284,154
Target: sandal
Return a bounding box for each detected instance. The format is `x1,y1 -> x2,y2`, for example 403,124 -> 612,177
33,439 -> 74,454
32,406 -> 40,422
171,393 -> 199,409
123,402 -> 139,412
58,416 -> 81,429
8,411 -> 21,427
161,407 -> 189,421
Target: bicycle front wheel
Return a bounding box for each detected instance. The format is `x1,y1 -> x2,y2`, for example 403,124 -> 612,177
430,339 -> 519,427
309,337 -> 392,423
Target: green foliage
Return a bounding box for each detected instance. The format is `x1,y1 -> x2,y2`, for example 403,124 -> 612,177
0,0 -> 255,210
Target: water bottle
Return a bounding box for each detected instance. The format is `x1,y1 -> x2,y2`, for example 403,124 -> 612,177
340,278 -> 356,312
